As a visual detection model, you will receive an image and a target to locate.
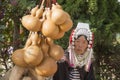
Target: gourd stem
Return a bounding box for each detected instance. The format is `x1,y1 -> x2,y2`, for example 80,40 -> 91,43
46,0 -> 52,8
40,0 -> 45,8
52,0 -> 56,4
46,0 -> 48,8
28,31 -> 32,38
31,32 -> 38,45
49,0 -> 52,9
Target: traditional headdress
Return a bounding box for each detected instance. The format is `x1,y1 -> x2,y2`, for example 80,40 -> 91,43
68,22 -> 94,72
70,22 -> 93,49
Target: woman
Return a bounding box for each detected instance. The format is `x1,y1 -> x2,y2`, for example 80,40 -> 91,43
53,22 -> 95,80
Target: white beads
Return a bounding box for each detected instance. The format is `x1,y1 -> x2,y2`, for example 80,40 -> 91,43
89,41 -> 92,44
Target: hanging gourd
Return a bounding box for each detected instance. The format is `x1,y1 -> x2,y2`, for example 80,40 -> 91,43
39,37 -> 49,57
41,8 -> 59,38
46,37 -> 54,46
36,6 -> 44,18
48,38 -> 64,61
24,32 -> 43,67
51,29 -> 65,39
51,4 -> 68,25
59,18 -> 73,32
30,5 -> 39,16
11,32 -> 32,67
35,55 -> 57,77
35,36 -> 57,76
55,3 -> 62,9
21,0 -> 45,32
12,49 -> 28,67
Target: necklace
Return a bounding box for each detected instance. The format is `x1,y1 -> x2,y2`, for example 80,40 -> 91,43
74,51 -> 89,67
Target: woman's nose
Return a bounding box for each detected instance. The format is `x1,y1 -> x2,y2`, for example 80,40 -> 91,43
78,43 -> 82,47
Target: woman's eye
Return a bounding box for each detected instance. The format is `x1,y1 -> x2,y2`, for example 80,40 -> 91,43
83,41 -> 86,44
76,41 -> 79,42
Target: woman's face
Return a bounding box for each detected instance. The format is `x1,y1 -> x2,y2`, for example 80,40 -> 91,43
74,36 -> 88,55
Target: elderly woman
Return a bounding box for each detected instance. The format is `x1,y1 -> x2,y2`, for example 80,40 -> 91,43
53,22 -> 95,80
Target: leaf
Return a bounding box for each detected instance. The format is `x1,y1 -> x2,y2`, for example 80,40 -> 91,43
0,25 -> 6,29
0,68 -> 4,73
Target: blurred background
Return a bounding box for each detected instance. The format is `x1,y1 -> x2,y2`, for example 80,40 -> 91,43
0,0 -> 120,80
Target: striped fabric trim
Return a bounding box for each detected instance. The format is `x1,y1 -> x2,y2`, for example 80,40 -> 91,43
69,68 -> 81,80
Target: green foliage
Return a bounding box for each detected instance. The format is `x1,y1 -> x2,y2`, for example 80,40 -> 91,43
0,0 -> 37,47
0,0 -> 120,77
57,0 -> 120,54
92,0 -> 120,54
88,0 -> 98,14
0,0 -> 37,74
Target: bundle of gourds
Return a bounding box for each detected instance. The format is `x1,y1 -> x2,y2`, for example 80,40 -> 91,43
11,0 -> 73,77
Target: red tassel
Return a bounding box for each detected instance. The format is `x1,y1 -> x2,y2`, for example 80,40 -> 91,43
69,29 -> 75,44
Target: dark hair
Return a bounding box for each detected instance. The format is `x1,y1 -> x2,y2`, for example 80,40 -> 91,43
74,35 -> 89,43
